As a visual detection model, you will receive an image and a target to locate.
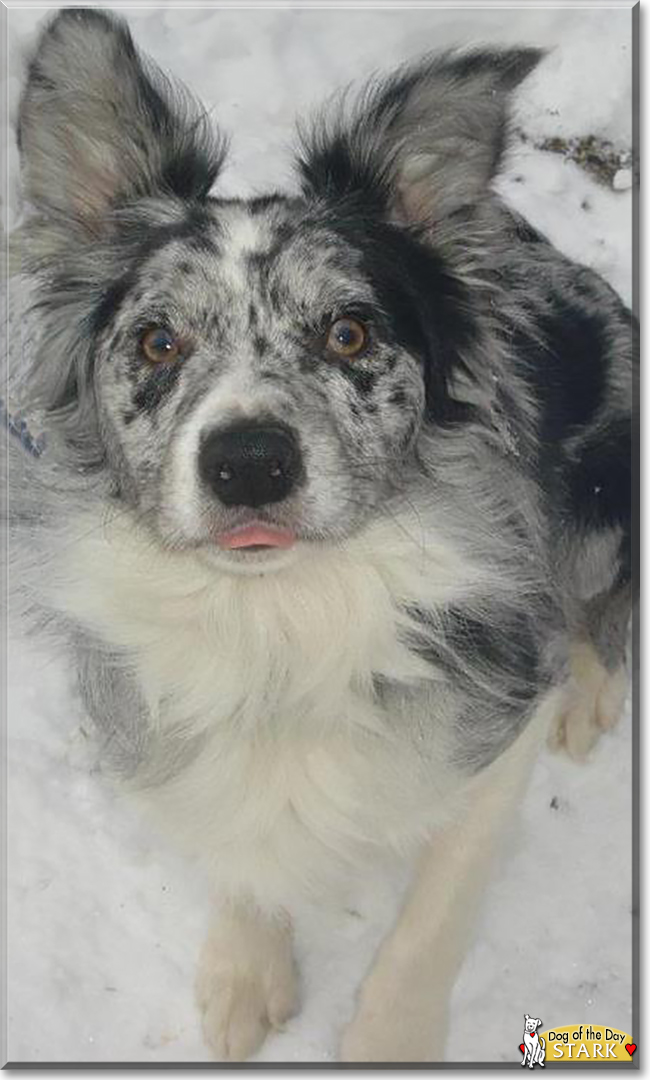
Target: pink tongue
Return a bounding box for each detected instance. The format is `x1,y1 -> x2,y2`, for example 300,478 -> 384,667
217,524 -> 296,550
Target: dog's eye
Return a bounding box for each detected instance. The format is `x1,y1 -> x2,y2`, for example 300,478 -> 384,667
141,327 -> 181,364
326,317 -> 368,359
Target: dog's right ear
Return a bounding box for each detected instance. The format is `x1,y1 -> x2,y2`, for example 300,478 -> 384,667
18,8 -> 227,238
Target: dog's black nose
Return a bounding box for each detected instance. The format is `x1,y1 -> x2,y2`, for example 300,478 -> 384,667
198,423 -> 301,508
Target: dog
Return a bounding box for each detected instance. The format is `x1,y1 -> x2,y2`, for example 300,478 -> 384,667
8,7 -> 634,1063
522,1015 -> 546,1068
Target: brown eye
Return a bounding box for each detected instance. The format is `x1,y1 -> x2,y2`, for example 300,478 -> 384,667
326,317 -> 368,359
141,327 -> 181,364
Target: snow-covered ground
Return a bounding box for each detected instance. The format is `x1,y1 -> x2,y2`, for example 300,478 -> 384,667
5,3 -> 635,1066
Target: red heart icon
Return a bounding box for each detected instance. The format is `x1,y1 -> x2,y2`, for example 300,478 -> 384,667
625,1044 -> 636,1056
519,1044 -> 525,1054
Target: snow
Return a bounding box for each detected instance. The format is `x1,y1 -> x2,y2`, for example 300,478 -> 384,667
5,3 -> 634,1067
613,168 -> 633,192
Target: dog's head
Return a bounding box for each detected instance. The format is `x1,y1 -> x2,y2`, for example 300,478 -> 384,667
524,1016 -> 542,1034
17,9 -> 541,570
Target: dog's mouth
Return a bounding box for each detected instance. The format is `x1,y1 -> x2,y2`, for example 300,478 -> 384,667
215,522 -> 297,551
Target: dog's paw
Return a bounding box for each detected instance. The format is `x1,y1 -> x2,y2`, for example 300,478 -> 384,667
197,966 -> 298,1061
548,643 -> 628,761
196,909 -> 299,1061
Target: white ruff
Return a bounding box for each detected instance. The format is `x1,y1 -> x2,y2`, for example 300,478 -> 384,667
49,509 -> 491,906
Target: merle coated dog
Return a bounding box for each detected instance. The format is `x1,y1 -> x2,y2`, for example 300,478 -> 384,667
9,7 -> 634,1062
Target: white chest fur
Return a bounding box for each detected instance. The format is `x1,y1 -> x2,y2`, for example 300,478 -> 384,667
50,509 -> 486,905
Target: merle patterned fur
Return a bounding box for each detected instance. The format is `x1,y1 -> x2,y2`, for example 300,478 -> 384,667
10,7 -> 634,786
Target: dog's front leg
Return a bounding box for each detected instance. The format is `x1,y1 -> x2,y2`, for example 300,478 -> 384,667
196,898 -> 299,1061
341,691 -> 559,1063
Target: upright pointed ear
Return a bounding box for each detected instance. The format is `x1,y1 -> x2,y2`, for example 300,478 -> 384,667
296,48 -> 543,226
18,8 -> 227,237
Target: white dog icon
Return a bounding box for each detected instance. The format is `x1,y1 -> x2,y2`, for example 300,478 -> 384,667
521,1015 -> 545,1068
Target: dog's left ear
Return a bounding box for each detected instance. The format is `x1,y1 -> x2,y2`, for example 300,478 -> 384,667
296,48 -> 542,226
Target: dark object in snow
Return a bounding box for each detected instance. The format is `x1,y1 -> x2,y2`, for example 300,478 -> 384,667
0,397 -> 46,458
532,133 -> 633,188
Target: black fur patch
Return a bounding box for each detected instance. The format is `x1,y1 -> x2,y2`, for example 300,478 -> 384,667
450,47 -> 543,91
341,365 -> 376,396
511,212 -> 545,244
507,273 -> 634,580
568,418 -> 631,534
322,212 -> 479,422
411,604 -> 543,706
90,276 -> 138,340
297,137 -> 388,215
133,360 -> 183,414
517,295 -> 608,445
185,230 -> 219,255
248,194 -> 286,214
408,601 -> 552,770
88,207 -> 220,337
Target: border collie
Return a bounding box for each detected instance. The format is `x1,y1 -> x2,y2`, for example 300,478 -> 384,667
9,7 -> 634,1062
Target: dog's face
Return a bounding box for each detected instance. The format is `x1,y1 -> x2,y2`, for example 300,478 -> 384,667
90,197 -> 429,558
524,1016 -> 541,1034
17,9 -> 541,569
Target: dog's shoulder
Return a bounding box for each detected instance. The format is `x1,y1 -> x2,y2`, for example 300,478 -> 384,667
491,210 -> 634,589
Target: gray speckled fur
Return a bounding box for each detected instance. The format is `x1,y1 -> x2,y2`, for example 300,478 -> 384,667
8,8 -> 634,783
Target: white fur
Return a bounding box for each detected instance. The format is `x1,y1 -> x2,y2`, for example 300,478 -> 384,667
341,690 -> 561,1062
197,902 -> 298,1061
218,209 -> 268,292
46,503 -> 499,907
548,639 -> 628,760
